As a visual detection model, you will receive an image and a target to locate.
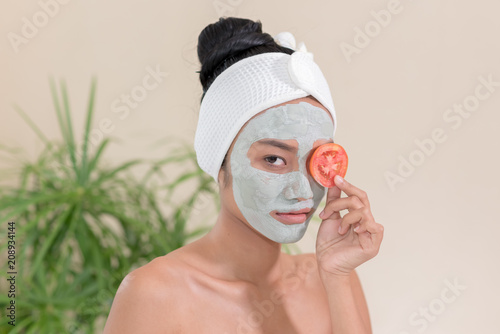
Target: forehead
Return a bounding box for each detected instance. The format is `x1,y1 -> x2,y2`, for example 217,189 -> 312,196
239,102 -> 334,143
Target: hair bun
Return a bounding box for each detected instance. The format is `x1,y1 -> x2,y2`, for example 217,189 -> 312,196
197,17 -> 293,99
198,18 -> 268,65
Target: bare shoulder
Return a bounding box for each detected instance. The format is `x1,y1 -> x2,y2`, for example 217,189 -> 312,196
103,253 -> 189,334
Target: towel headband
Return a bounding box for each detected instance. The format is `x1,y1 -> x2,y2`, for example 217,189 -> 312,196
194,32 -> 337,183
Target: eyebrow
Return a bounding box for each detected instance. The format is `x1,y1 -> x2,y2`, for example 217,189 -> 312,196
256,139 -> 296,152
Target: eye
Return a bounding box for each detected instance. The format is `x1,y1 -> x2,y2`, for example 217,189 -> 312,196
264,156 -> 286,167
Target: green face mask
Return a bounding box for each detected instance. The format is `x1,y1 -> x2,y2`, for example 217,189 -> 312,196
230,102 -> 334,243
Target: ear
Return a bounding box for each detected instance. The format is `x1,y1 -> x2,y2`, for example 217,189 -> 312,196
219,162 -> 233,188
217,168 -> 225,186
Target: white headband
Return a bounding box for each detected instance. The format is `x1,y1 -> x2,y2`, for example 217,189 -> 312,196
194,32 -> 337,183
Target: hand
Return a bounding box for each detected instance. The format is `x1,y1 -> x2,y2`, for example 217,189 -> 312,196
316,175 -> 384,277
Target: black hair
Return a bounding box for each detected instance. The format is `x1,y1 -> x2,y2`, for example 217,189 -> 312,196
196,17 -> 295,185
197,17 -> 294,102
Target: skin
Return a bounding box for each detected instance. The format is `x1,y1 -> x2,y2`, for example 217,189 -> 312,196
103,96 -> 384,334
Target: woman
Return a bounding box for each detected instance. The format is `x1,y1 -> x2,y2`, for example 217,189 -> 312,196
104,17 -> 384,334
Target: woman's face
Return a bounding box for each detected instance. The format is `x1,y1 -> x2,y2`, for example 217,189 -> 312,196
220,97 -> 334,243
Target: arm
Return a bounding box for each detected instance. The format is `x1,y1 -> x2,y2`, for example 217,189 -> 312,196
321,270 -> 372,334
316,175 -> 384,334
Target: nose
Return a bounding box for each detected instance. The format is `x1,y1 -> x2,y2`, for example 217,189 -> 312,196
282,171 -> 313,201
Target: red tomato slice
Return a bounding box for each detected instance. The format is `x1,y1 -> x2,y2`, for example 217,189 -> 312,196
308,143 -> 348,188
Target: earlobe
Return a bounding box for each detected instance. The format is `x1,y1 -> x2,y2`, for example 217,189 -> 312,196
217,169 -> 225,186
218,164 -> 232,189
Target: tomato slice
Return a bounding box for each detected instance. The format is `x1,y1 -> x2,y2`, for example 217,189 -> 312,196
308,143 -> 348,188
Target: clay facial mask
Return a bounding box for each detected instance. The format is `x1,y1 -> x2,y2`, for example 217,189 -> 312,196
230,102 -> 334,243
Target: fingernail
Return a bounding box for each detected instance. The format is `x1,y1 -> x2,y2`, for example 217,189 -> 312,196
319,210 -> 325,218
335,175 -> 344,184
338,225 -> 343,234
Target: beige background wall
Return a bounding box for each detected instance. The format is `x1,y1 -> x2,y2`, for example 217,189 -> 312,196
1,0 -> 499,333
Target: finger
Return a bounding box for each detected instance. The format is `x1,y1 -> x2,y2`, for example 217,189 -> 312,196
351,207 -> 373,234
358,230 -> 375,252
338,208 -> 364,234
319,185 -> 342,220
334,175 -> 371,208
316,217 -> 342,251
370,223 -> 385,246
326,184 -> 341,203
320,208 -> 341,221
358,222 -> 384,254
354,219 -> 383,235
320,196 -> 364,219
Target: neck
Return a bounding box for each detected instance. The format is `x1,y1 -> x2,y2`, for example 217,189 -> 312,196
204,205 -> 285,286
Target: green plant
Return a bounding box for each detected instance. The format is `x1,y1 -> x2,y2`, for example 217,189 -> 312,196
0,79 -> 216,333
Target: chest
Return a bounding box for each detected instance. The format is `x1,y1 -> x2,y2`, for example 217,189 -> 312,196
175,281 -> 332,334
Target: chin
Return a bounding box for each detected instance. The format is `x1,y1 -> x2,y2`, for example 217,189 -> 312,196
267,219 -> 310,244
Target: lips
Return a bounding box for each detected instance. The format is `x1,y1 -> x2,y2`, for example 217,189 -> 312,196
273,208 -> 312,225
